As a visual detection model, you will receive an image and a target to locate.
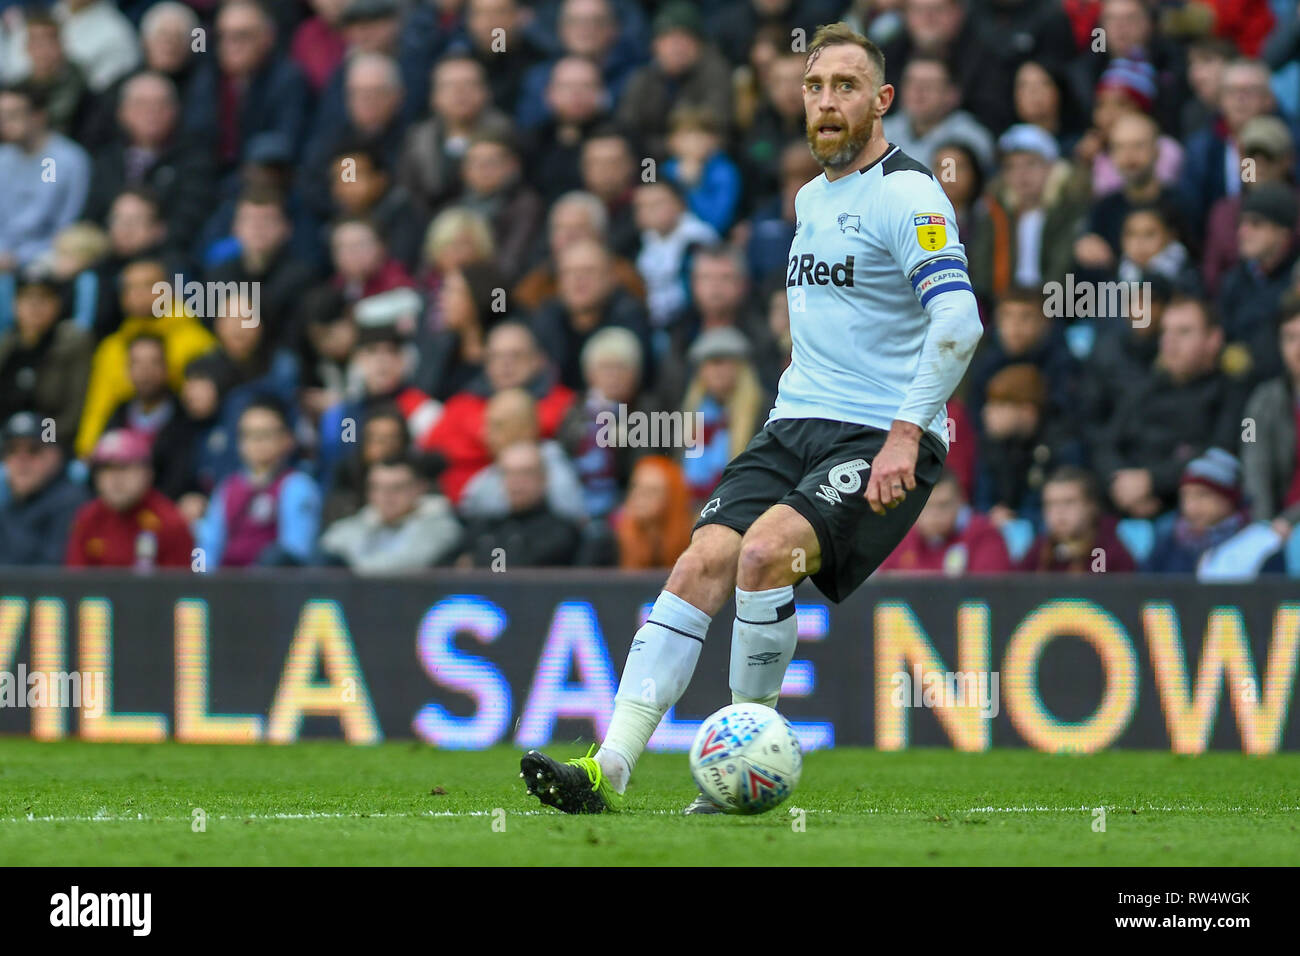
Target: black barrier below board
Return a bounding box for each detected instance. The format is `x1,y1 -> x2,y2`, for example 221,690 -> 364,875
0,570 -> 1296,751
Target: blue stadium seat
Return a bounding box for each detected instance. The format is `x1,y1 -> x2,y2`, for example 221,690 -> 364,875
1116,519 -> 1155,565
1000,518 -> 1035,562
1285,528 -> 1300,578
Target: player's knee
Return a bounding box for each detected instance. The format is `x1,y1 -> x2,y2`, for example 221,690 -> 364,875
666,535 -> 735,600
736,533 -> 794,588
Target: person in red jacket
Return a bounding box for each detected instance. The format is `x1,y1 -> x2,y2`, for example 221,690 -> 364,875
1016,465 -> 1137,572
418,320 -> 575,504
879,469 -> 1013,575
66,428 -> 194,568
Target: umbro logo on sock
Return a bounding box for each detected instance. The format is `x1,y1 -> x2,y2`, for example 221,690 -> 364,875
748,652 -> 783,665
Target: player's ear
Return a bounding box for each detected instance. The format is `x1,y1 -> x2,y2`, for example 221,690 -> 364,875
875,83 -> 895,118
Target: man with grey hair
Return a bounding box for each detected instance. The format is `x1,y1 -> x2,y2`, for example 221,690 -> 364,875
514,190 -> 645,310
84,72 -> 214,245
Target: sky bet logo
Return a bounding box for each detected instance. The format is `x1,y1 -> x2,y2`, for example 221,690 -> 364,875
786,253 -> 855,288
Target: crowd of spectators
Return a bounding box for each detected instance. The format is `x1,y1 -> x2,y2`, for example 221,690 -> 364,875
1,0 -> 1299,580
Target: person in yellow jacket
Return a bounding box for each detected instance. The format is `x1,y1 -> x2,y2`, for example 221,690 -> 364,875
75,259 -> 218,458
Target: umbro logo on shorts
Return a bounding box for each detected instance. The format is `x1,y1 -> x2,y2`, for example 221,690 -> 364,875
815,458 -> 871,506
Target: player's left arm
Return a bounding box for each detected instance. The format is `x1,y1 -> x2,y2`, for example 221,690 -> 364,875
868,174 -> 983,514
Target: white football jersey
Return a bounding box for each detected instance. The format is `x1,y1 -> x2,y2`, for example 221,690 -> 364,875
768,143 -> 972,448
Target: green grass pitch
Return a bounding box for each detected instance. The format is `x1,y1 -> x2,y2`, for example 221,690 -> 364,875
1,739 -> 1297,866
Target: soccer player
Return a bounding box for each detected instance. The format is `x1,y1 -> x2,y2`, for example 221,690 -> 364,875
520,22 -> 984,813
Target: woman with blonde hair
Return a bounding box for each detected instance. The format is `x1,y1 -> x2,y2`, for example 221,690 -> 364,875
615,455 -> 693,570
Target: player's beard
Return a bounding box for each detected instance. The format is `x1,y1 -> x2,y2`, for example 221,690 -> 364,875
806,110 -> 876,171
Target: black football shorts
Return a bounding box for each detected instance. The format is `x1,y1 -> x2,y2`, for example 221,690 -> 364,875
693,417 -> 947,602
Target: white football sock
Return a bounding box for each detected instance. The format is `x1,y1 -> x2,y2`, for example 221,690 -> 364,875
729,585 -> 797,710
598,589 -> 712,792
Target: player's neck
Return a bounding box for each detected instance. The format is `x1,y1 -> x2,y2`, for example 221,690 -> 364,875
823,135 -> 891,183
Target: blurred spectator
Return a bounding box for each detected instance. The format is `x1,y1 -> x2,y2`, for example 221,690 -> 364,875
460,387 -> 585,521
967,124 -> 1083,299
0,83 -> 90,272
1016,465 -> 1136,572
744,140 -> 820,288
66,427 -> 192,567
418,260 -> 510,401
634,180 -> 718,328
297,284 -> 358,421
100,334 -> 190,492
329,218 -> 415,301
456,439 -> 582,566
879,468 -> 1013,574
679,327 -> 772,505
1075,112 -> 1184,275
317,318 -> 437,477
0,410 -> 87,565
1068,0 -> 1185,133
1,0 -> 141,94
318,451 -> 461,573
91,188 -> 177,338
1075,60 -> 1183,199
328,144 -> 426,272
966,287 -> 1077,431
739,51 -> 807,204
526,56 -> 610,203
205,186 -> 320,348
1202,117 -> 1299,298
974,363 -> 1083,526
1012,59 -> 1084,155
419,320 -> 576,503
321,402 -> 409,525
456,0 -> 547,112
1180,36 -> 1235,139
171,353 -> 239,522
614,454 -> 691,569
556,325 -> 651,520
579,127 -> 641,259
292,0 -> 349,92
532,237 -> 653,390
396,54 -> 511,215
514,191 -> 645,312
0,273 -> 92,439
84,72 -> 214,249
190,0 -> 310,172
1240,301 -> 1300,538
1115,203 -> 1197,292
882,55 -> 995,174
663,107 -> 742,235
458,128 -> 544,282
194,397 -> 321,568
1146,447 -> 1283,574
20,10 -> 86,136
45,221 -> 109,331
76,257 -> 218,458
617,2 -> 731,158
1181,58 -> 1276,233
1216,182 -> 1298,376
1093,296 -> 1248,518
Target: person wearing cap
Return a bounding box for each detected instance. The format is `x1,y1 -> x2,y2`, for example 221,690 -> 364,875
968,123 -> 1085,299
1079,58 -> 1185,198
1216,181 -> 1299,372
1146,447 -> 1284,575
0,410 -> 88,565
679,325 -> 772,505
65,427 -> 193,568
82,71 -> 214,248
0,273 -> 92,441
1203,116 -> 1299,297
881,56 -> 995,178
616,1 -> 732,158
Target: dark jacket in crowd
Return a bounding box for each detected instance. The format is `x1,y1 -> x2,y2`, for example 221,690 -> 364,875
458,502 -> 581,567
0,321 -> 94,442
84,134 -> 217,247
0,465 -> 89,566
1241,375 -> 1300,525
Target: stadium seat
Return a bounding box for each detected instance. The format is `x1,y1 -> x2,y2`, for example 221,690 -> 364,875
1116,519 -> 1155,565
1000,518 -> 1035,562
